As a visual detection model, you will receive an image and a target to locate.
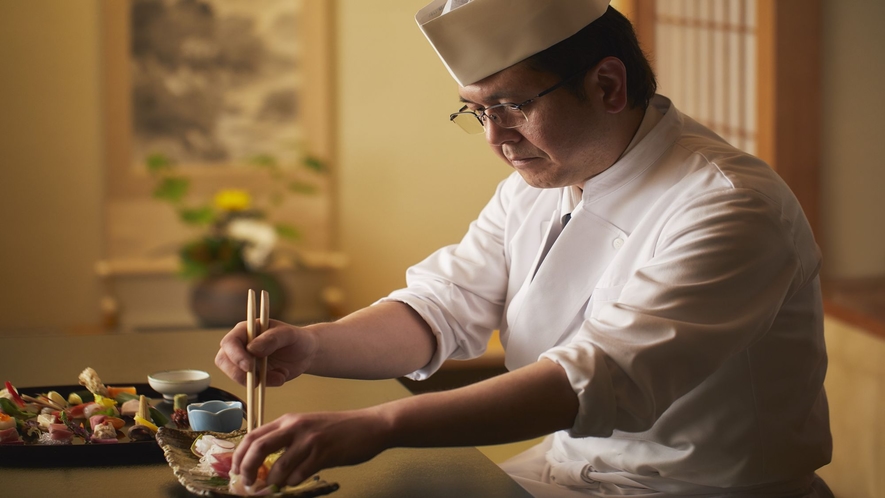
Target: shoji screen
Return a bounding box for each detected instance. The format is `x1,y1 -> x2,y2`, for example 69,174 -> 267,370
623,0 -> 821,237
654,0 -> 757,154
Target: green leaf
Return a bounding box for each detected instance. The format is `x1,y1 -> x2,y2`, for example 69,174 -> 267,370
73,390 -> 94,403
178,236 -> 249,279
179,260 -> 208,280
153,176 -> 190,203
275,223 -> 301,240
114,392 -> 139,404
178,206 -> 216,226
146,153 -> 175,174
288,181 -> 317,195
249,154 -> 278,170
302,154 -> 326,173
149,406 -> 169,427
0,398 -> 31,420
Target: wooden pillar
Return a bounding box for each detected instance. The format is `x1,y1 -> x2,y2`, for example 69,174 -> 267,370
757,0 -> 823,238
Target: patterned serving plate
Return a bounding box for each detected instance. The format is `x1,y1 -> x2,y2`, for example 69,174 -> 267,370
157,427 -> 339,497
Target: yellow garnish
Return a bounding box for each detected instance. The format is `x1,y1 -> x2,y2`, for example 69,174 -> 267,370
264,451 -> 284,468
68,392 -> 83,405
213,189 -> 251,211
93,394 -> 117,408
134,415 -> 159,433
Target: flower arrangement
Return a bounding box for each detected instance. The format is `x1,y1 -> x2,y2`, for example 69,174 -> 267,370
147,153 -> 326,279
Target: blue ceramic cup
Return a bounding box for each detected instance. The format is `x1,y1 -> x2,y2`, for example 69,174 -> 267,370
187,400 -> 244,433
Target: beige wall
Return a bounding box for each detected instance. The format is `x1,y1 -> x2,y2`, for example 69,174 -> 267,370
0,1 -> 104,331
0,0 -> 882,319
334,0 -> 511,311
820,0 -> 885,278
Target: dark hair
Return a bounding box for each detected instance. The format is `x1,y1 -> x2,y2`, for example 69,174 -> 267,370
526,6 -> 656,109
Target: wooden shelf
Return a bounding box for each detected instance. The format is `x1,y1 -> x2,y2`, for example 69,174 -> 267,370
95,250 -> 348,278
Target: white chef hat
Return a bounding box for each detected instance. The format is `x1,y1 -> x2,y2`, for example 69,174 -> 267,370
416,0 -> 612,86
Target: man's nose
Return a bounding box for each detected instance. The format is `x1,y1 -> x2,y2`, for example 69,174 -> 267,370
484,119 -> 521,146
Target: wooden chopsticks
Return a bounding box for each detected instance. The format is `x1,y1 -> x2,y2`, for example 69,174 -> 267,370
246,289 -> 269,432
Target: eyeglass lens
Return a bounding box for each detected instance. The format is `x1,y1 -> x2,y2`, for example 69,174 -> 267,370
451,105 -> 528,134
451,113 -> 485,134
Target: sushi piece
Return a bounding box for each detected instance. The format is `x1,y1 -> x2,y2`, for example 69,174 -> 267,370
0,412 -> 16,431
0,427 -> 22,445
48,423 -> 73,442
91,421 -> 118,443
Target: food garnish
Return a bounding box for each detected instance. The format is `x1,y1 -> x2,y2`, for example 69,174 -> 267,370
0,413 -> 16,431
3,381 -> 26,408
172,394 -> 190,429
107,386 -> 137,398
78,367 -> 109,397
0,397 -> 32,420
134,395 -> 159,433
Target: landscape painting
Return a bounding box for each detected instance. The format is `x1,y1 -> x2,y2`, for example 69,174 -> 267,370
129,0 -> 305,167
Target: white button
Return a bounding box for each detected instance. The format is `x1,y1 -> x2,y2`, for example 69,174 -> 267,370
612,237 -> 624,249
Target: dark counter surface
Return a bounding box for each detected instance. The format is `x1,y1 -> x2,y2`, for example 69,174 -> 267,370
0,330 -> 530,498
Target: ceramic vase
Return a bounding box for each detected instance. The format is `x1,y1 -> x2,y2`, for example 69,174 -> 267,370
189,272 -> 285,328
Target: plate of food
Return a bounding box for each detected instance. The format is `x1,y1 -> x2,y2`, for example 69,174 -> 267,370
157,428 -> 339,497
155,290 -> 338,496
0,367 -> 243,467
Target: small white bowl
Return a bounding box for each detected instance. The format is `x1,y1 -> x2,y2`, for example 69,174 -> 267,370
148,369 -> 211,401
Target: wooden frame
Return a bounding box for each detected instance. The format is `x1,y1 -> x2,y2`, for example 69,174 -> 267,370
623,0 -> 821,239
756,0 -> 822,240
100,0 -> 336,259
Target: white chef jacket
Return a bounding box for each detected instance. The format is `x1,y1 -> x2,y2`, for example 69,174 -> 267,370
381,95 -> 831,495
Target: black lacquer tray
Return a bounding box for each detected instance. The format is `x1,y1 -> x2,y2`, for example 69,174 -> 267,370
0,383 -> 243,467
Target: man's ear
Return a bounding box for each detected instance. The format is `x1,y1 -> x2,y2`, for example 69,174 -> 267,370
588,57 -> 629,114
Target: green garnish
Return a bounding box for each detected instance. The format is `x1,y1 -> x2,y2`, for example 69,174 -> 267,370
149,406 -> 169,427
0,398 -> 31,420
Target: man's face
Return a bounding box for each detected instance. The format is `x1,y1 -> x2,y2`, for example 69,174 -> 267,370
458,61 -> 620,189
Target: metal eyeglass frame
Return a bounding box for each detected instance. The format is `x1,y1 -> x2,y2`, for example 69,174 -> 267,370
449,63 -> 595,134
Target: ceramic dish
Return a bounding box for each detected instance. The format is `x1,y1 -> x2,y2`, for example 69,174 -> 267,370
187,400 -> 244,432
156,427 -> 339,497
148,370 -> 212,400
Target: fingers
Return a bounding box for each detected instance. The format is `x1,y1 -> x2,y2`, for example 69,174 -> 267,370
233,420 -> 286,481
218,322 -> 253,372
263,369 -> 289,388
214,348 -> 247,386
258,424 -> 321,488
272,442 -> 316,488
246,319 -> 296,357
232,414 -> 320,489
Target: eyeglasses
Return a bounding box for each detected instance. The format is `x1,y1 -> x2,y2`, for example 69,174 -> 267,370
449,65 -> 591,134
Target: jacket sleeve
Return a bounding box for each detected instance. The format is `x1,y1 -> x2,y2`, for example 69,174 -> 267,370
541,187 -> 821,437
378,174 -> 520,380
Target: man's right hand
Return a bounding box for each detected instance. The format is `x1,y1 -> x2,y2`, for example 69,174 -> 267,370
215,319 -> 318,387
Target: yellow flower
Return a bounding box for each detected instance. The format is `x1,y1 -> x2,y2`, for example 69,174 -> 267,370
213,189 -> 251,211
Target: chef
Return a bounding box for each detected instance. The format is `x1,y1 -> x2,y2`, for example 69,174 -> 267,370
215,0 -> 834,496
